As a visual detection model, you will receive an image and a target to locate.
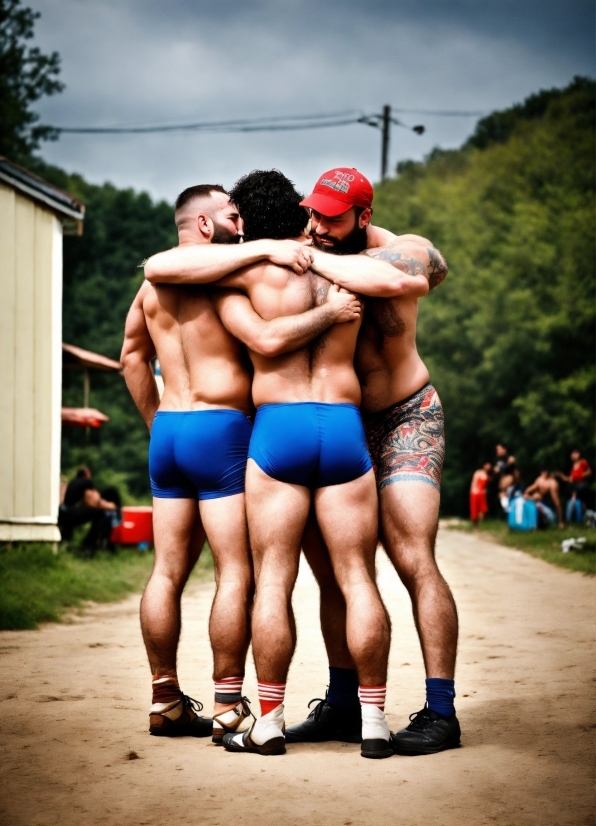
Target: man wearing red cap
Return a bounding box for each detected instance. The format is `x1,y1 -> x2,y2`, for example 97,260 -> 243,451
285,167 -> 460,756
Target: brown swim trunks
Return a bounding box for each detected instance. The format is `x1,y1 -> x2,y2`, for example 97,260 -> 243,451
362,383 -> 445,491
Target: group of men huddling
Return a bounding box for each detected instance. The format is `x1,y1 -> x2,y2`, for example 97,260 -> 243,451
121,166 -> 460,759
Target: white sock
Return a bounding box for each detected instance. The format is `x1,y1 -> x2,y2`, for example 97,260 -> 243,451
361,703 -> 390,741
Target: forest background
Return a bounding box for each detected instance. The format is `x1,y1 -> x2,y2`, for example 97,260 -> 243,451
1,1 -> 594,514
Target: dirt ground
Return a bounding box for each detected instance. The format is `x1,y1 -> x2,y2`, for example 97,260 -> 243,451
1,526 -> 594,826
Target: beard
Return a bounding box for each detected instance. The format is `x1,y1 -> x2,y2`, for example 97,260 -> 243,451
311,223 -> 368,256
212,222 -> 240,244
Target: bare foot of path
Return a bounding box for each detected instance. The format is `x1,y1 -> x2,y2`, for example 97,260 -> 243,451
1,527 -> 594,826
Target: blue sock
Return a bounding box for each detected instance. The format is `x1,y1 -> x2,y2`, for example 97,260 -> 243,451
426,678 -> 456,717
327,667 -> 359,708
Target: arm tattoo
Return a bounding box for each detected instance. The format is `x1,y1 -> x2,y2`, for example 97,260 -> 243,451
364,247 -> 427,276
427,247 -> 448,290
364,243 -> 448,290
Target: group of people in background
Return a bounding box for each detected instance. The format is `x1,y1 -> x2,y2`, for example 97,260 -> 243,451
470,445 -> 593,529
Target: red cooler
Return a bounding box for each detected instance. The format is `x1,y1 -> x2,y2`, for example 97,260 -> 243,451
111,506 -> 153,545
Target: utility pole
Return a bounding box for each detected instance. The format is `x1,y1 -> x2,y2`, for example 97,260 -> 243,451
381,105 -> 391,182
358,107 -> 425,183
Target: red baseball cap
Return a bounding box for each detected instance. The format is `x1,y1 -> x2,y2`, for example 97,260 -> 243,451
300,167 -> 373,217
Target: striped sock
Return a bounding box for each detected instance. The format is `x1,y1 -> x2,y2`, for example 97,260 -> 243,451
358,685 -> 387,711
152,675 -> 181,705
214,676 -> 244,705
258,681 -> 286,716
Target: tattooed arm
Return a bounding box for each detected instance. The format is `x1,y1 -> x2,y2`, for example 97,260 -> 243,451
310,240 -> 447,298
366,242 -> 448,291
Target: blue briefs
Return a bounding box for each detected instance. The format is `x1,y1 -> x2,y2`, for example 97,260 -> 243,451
248,402 -> 372,488
149,410 -> 252,500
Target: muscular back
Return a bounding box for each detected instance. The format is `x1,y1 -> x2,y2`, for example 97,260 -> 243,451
223,263 -> 362,407
140,281 -> 252,413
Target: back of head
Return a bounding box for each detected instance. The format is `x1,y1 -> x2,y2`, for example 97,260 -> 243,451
174,184 -> 227,230
76,467 -> 91,479
229,170 -> 308,242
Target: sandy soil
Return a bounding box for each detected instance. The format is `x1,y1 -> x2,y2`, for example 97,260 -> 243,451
1,527 -> 594,826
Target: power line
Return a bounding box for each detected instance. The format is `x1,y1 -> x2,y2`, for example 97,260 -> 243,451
391,107 -> 487,117
55,110 -> 364,134
52,106 -> 486,135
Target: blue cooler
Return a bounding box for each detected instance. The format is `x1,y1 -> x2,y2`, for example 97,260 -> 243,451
508,496 -> 538,531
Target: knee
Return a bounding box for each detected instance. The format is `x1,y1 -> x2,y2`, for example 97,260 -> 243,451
148,563 -> 189,596
392,545 -> 439,591
217,565 -> 254,598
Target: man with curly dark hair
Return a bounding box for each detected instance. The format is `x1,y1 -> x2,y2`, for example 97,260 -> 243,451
201,170 -> 395,758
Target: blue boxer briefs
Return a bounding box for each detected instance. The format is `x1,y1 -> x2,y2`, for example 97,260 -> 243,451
149,409 -> 252,500
248,402 -> 372,488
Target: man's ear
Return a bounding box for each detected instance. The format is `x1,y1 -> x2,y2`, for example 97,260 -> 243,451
197,212 -> 214,240
358,207 -> 372,229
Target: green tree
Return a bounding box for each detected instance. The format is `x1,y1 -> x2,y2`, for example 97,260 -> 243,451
0,0 -> 63,163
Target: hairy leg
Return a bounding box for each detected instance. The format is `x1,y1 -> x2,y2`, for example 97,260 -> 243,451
315,470 -> 390,686
246,460 -> 310,683
380,481 -> 458,678
198,493 -> 253,686
140,498 -> 204,677
301,510 -> 355,670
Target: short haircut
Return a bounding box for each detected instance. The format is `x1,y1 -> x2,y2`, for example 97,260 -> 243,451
76,467 -> 90,478
229,170 -> 308,242
175,184 -> 227,212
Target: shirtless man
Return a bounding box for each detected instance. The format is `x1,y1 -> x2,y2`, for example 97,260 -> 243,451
284,168 -> 460,756
524,471 -> 564,528
217,170 -> 399,759
122,183 -> 359,742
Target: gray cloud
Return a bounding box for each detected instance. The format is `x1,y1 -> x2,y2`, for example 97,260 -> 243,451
30,0 -> 594,202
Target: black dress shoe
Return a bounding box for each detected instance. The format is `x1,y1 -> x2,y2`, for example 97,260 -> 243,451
285,697 -> 361,744
391,706 -> 461,755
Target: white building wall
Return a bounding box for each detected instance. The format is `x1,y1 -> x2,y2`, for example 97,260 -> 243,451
0,183 -> 62,542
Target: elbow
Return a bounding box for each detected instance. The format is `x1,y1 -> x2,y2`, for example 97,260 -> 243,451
254,335 -> 283,358
120,350 -> 145,375
380,278 -> 413,298
144,257 -> 159,283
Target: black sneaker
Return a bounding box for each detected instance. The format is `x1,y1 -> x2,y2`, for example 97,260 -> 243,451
285,697 -> 361,744
391,706 -> 461,755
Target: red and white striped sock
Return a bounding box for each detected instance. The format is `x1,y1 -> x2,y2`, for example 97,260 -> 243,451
258,681 -> 286,716
358,685 -> 387,711
214,676 -> 243,706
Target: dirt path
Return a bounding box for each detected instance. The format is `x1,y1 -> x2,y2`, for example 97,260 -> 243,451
1,527 -> 594,826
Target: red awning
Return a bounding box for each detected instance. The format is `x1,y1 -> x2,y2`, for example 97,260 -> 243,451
61,407 -> 110,428
62,343 -> 121,372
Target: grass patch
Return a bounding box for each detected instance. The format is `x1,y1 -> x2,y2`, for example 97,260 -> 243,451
446,519 -> 596,574
0,542 -> 214,631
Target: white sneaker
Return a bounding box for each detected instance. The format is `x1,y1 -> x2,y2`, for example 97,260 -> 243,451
223,705 -> 286,756
360,704 -> 393,759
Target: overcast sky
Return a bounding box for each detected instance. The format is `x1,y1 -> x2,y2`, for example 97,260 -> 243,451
31,0 -> 595,203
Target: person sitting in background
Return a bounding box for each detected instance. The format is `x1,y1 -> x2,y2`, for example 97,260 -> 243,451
493,444 -> 517,515
524,471 -> 564,529
58,467 -> 116,553
556,450 -> 593,523
470,462 -> 492,528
